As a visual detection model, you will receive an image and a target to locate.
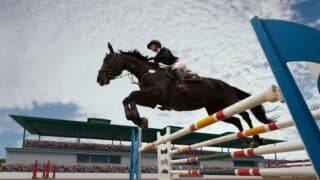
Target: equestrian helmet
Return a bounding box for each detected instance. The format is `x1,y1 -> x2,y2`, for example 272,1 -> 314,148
147,40 -> 162,49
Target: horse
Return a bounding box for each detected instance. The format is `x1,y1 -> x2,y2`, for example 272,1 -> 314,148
97,42 -> 273,147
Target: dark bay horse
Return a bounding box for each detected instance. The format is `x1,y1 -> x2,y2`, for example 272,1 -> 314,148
97,43 -> 273,146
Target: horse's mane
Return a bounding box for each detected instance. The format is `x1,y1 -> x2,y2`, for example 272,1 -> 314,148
119,49 -> 150,62
119,49 -> 160,69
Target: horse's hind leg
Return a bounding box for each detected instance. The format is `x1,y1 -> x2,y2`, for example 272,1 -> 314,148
205,107 -> 250,147
251,105 -> 274,124
239,111 -> 263,147
224,117 -> 252,146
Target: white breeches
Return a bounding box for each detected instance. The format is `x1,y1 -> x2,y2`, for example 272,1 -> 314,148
172,58 -> 186,70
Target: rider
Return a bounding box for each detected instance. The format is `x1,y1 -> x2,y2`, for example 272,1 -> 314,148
147,40 -> 187,87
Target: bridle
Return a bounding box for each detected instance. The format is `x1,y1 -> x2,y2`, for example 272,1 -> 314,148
100,53 -> 119,80
119,73 -> 139,85
100,53 -> 139,85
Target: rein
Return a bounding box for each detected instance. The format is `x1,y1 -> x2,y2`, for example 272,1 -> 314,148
107,53 -> 167,85
115,73 -> 139,85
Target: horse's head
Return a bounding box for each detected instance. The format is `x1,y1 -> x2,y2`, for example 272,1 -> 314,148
97,42 -> 124,86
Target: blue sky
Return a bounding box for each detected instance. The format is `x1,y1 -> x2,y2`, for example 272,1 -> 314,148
292,0 -> 320,26
0,103 -> 80,157
0,0 -> 319,160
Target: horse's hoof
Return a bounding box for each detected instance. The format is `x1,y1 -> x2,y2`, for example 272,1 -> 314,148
249,141 -> 257,148
140,117 -> 148,128
258,137 -> 264,145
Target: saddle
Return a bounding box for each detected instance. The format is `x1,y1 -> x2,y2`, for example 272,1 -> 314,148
165,67 -> 202,82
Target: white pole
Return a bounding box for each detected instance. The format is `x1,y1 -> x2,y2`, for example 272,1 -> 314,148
259,166 -> 315,177
251,140 -> 303,155
170,141 -> 304,164
171,166 -> 315,177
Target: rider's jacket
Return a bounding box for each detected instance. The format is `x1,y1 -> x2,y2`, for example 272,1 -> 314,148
151,47 -> 178,65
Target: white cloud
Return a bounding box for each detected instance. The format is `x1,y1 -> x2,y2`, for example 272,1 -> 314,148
0,0 -> 316,160
308,18 -> 320,27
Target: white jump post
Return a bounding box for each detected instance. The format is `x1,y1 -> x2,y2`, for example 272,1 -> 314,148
138,128 -> 142,180
157,127 -> 173,180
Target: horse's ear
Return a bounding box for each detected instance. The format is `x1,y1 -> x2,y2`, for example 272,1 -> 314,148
108,42 -> 114,53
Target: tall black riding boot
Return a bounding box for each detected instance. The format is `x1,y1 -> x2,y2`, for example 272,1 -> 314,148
173,69 -> 185,84
173,69 -> 188,93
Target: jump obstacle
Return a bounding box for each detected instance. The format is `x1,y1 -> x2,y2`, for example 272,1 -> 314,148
130,16 -> 320,179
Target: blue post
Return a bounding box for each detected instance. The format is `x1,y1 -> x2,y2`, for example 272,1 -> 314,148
130,128 -> 140,180
251,16 -> 320,177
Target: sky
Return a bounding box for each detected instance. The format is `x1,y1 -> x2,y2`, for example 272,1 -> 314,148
0,0 -> 320,160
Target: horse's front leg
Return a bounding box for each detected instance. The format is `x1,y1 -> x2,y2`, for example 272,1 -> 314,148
123,88 -> 159,128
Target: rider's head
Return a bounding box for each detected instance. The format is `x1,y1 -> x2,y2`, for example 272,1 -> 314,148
147,40 -> 161,52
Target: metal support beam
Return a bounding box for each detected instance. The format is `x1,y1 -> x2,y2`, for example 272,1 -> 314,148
22,128 -> 26,148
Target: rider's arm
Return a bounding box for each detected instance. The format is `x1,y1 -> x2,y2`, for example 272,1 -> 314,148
146,57 -> 160,67
154,48 -> 171,64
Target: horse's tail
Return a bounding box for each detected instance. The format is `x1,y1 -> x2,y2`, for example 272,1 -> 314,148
234,87 -> 273,124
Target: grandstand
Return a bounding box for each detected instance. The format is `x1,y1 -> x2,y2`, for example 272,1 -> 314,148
0,115 -> 285,175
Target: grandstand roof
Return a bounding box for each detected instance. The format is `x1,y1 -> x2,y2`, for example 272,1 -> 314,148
10,115 -> 283,148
